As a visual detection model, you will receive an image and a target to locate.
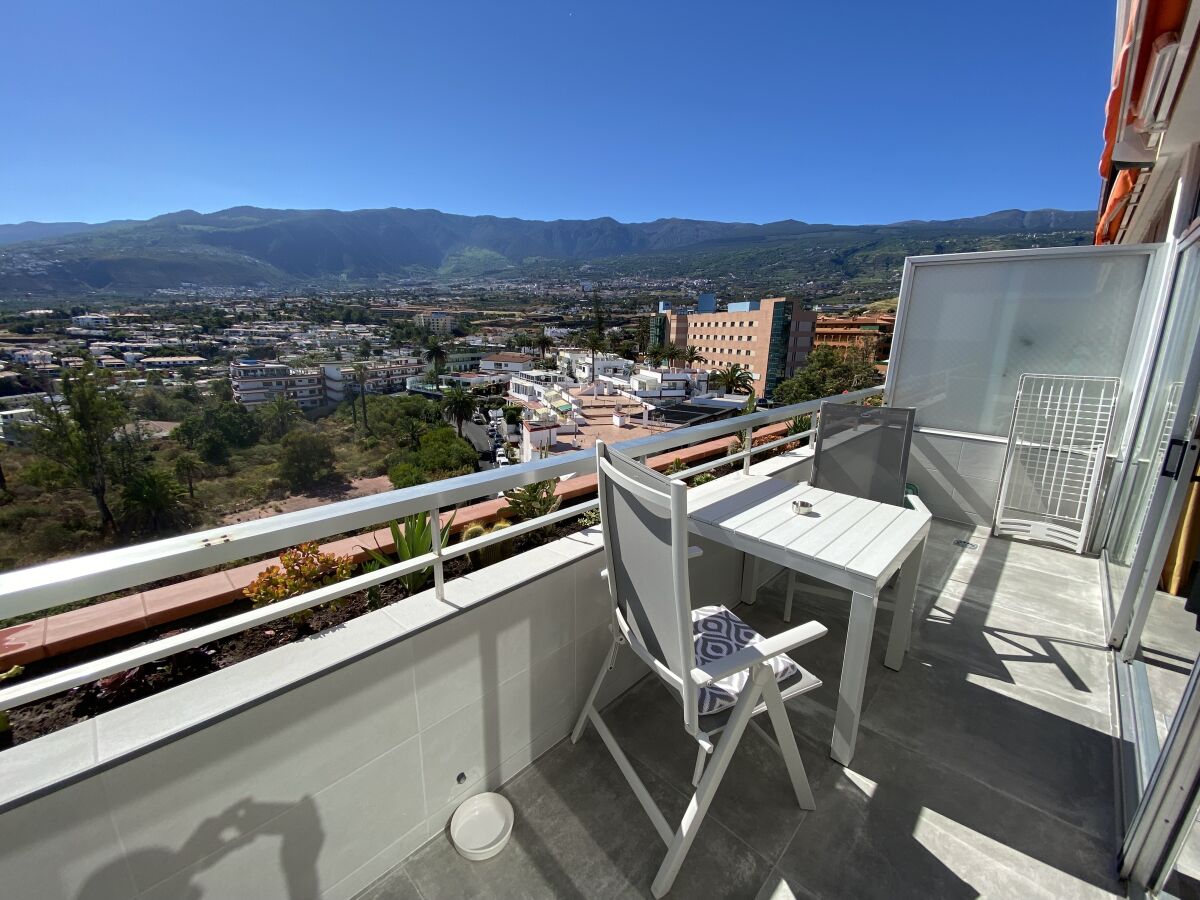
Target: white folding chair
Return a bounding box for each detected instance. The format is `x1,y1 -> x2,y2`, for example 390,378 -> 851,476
572,440 -> 827,897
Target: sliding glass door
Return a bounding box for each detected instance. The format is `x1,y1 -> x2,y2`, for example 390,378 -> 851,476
1107,235 -> 1200,657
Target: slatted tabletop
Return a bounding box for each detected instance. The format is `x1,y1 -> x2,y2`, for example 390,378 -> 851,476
688,474 -> 930,585
687,472 -> 932,765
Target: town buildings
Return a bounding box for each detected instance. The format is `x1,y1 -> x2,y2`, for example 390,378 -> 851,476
813,314 -> 895,361
230,357 -> 425,409
657,297 -> 816,398
480,352 -> 536,373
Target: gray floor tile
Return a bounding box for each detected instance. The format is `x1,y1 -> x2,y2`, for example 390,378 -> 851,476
402,731 -> 773,900
356,867 -> 425,900
774,726 -> 1123,900
909,583 -> 1113,717
601,677 -> 836,865
862,653 -> 1116,843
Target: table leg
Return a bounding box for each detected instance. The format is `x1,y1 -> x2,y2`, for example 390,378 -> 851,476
884,540 -> 924,671
832,589 -> 878,765
740,553 -> 760,606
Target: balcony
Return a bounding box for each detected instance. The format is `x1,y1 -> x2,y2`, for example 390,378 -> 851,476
356,524 -> 1118,899
0,244 -> 1195,899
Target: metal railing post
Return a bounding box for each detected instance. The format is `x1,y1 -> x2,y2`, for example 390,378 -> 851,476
430,505 -> 445,601
742,424 -> 753,474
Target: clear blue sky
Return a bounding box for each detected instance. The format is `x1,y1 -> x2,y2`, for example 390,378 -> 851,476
1,0 -> 1113,226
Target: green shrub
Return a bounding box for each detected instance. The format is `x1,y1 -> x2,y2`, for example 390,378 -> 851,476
388,462 -> 425,489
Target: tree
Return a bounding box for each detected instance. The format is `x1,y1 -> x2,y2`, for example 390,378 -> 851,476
211,378 -> 234,402
583,331 -> 607,385
260,394 -> 302,442
772,345 -> 881,406
710,363 -> 756,395
423,340 -> 447,381
173,452 -> 203,498
278,430 -> 338,490
646,346 -> 666,368
196,431 -> 230,466
397,415 -> 427,450
681,345 -> 706,368
533,330 -> 553,360
31,363 -> 127,532
416,427 -> 477,478
353,364 -> 371,435
387,462 -> 425,489
441,387 -> 477,438
119,468 -> 195,538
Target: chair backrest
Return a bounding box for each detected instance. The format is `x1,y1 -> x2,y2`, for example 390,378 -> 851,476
595,440 -> 699,732
810,403 -> 916,507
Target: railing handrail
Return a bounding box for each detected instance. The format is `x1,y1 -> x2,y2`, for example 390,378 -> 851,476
0,387 -> 881,621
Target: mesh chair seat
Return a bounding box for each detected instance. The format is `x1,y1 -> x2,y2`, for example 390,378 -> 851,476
693,605 -> 801,715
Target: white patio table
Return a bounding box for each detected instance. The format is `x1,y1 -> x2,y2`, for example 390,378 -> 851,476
687,473 -> 931,765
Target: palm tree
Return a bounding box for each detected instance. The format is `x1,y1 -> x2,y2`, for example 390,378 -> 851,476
441,387 -> 477,438
119,468 -> 194,537
646,346 -> 666,367
681,345 -> 706,369
398,415 -> 427,450
424,340 -> 447,382
664,343 -> 684,369
262,394 -> 302,441
710,363 -> 756,395
173,452 -> 203,498
533,330 -> 553,360
583,331 -> 607,385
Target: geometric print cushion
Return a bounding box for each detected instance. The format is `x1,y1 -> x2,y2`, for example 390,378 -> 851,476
692,605 -> 800,716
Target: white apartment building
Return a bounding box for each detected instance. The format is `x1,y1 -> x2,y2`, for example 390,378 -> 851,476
70,313 -> 113,329
557,350 -> 633,383
229,360 -> 325,409
141,356 -> 207,370
480,352 -> 536,373
414,311 -> 456,334
323,358 -> 424,404
9,349 -> 52,366
602,367 -> 709,401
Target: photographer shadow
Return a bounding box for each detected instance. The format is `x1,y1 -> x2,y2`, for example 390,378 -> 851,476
76,796 -> 324,900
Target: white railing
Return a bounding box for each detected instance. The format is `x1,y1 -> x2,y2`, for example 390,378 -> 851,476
0,387 -> 881,710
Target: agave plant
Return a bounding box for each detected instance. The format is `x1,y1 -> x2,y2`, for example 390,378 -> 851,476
361,510 -> 455,595
503,479 -> 562,541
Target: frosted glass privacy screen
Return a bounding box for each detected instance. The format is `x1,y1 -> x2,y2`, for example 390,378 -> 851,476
889,251 -> 1150,436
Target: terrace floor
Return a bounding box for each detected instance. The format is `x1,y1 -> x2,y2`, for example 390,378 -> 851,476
356,519 -> 1124,899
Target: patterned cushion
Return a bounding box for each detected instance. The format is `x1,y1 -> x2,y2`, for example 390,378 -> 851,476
692,605 -> 800,716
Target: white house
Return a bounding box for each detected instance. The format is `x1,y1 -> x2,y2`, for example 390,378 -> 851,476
480,352 -> 536,373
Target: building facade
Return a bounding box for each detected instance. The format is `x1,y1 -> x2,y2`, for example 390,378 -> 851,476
229,361 -> 325,409
813,314 -> 895,361
480,352 -> 536,373
659,297 -> 816,398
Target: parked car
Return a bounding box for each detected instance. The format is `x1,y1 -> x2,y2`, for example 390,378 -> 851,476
496,456 -> 511,467
473,413 -> 486,425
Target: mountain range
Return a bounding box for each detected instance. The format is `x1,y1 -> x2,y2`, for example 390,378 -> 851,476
0,206 -> 1095,298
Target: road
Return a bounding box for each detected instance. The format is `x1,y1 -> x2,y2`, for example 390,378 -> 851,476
463,419 -> 496,470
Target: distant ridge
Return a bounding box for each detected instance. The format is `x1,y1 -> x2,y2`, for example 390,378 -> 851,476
0,205 -> 1094,296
